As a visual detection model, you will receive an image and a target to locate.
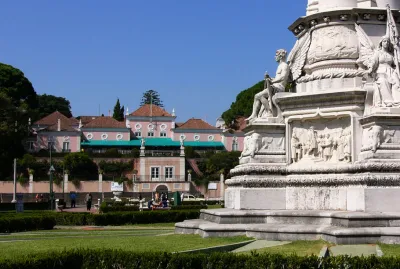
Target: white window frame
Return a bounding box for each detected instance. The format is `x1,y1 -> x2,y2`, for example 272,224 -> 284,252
63,141 -> 70,151
160,132 -> 167,137
147,131 -> 154,137
135,131 -> 142,137
150,166 -> 160,180
164,166 -> 174,180
27,141 -> 34,151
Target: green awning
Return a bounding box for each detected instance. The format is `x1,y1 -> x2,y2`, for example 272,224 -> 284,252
81,138 -> 224,148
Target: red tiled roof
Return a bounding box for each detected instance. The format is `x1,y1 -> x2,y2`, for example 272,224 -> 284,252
130,104 -> 172,117
83,116 -> 127,129
176,118 -> 218,130
34,111 -> 78,126
77,116 -> 101,125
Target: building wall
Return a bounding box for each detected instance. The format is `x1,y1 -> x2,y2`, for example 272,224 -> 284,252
36,133 -> 80,152
139,157 -> 184,181
223,135 -> 245,152
173,132 -> 222,142
82,131 -> 130,141
129,120 -> 173,138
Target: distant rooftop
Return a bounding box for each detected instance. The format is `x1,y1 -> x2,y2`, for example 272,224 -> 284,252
177,118 -> 218,130
130,104 -> 172,117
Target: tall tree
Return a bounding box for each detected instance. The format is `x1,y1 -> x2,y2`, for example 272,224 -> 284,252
36,94 -> 72,119
0,63 -> 38,179
140,90 -> 164,107
112,98 -> 124,121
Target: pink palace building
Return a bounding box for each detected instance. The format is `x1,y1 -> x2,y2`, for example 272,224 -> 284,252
25,104 -> 245,195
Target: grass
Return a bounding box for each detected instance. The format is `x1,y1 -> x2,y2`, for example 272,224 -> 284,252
379,244 -> 400,256
0,227 -> 250,260
239,240 -> 332,257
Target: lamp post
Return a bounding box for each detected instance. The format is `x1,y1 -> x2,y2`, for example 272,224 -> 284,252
11,158 -> 17,203
49,141 -> 55,210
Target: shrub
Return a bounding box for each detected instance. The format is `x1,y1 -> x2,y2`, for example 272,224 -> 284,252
171,205 -> 207,210
99,201 -> 139,213
0,215 -> 56,233
3,249 -> 400,269
92,210 -> 200,226
52,212 -> 95,226
0,202 -> 49,212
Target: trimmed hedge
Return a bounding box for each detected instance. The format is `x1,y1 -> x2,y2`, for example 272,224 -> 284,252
99,201 -> 139,213
171,205 -> 207,210
182,200 -> 223,206
0,202 -> 49,212
2,249 -> 400,269
0,215 -> 56,233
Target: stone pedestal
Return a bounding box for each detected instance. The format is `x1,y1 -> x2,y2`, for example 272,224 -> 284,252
239,118 -> 286,165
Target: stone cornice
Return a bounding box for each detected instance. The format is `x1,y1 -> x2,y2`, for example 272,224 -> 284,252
289,8 -> 400,37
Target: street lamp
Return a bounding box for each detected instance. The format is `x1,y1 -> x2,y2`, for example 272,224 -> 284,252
49,140 -> 55,210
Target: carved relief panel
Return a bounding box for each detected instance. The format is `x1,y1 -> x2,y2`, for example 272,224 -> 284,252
290,117 -> 351,164
307,25 -> 359,65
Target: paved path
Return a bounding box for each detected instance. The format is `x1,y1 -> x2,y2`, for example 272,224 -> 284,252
329,245 -> 382,257
231,240 -> 290,253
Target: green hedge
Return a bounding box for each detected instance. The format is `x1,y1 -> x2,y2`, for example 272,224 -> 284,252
182,200 -> 223,206
0,215 -> 56,233
2,249 -> 400,269
171,205 -> 208,210
99,201 -> 140,213
0,202 -> 49,212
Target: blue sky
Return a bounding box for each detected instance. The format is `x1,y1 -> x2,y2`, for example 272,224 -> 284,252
1,0 -> 307,124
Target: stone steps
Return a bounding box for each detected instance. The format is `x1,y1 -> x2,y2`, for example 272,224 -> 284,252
175,209 -> 400,244
200,209 -> 400,227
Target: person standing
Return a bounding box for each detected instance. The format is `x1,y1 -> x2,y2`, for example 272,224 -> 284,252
85,193 -> 92,211
70,192 -> 76,208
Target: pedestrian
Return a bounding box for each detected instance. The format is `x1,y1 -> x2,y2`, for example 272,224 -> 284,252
85,193 -> 92,211
35,193 -> 40,203
139,193 -> 142,201
39,194 -> 44,202
70,192 -> 76,208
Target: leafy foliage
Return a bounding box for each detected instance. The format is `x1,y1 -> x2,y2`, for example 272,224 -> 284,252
63,152 -> 98,181
112,98 -> 124,121
221,80 -> 264,129
0,63 -> 38,179
36,94 -> 72,119
140,89 -> 164,107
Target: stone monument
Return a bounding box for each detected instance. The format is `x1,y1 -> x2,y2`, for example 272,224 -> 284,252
176,2 -> 400,244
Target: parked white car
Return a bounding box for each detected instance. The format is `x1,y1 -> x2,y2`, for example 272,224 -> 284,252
181,193 -> 205,201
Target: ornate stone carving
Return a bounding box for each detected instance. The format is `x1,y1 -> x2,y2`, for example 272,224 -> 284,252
308,25 -> 358,65
290,118 -> 351,164
356,7 -> 400,110
246,50 -> 290,121
239,133 -> 262,159
288,30 -> 311,82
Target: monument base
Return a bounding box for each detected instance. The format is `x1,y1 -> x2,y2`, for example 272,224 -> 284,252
175,209 -> 400,244
225,187 -> 400,212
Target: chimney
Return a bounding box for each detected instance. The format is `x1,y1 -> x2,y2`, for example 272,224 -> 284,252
57,119 -> 61,132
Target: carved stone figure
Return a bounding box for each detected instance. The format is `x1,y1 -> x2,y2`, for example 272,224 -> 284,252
356,6 -> 400,108
369,125 -> 384,153
141,138 -> 145,148
321,134 -> 334,161
246,50 -> 290,121
239,133 -> 262,159
291,132 -> 302,163
303,126 -> 318,157
317,133 -> 325,159
343,129 -> 351,162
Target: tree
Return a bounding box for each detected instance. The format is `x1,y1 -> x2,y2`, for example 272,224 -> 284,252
36,94 -> 72,119
63,152 -> 98,181
112,98 -> 124,121
140,90 -> 164,108
0,63 -> 38,179
221,81 -> 264,129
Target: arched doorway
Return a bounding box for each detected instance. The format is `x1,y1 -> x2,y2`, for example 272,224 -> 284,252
155,184 -> 168,194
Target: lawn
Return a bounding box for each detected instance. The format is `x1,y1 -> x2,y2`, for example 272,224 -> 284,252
239,240 -> 332,257
0,227 -> 250,260
379,244 -> 400,256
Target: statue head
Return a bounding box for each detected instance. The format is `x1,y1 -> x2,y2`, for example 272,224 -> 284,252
379,36 -> 394,53
275,49 -> 287,63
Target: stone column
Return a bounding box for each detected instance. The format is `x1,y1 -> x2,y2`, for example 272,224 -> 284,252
188,172 -> 192,182
180,156 -> 185,181
29,174 -> 34,194
357,0 -> 377,7
64,173 -> 69,193
220,173 -> 225,201
98,173 -> 103,193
